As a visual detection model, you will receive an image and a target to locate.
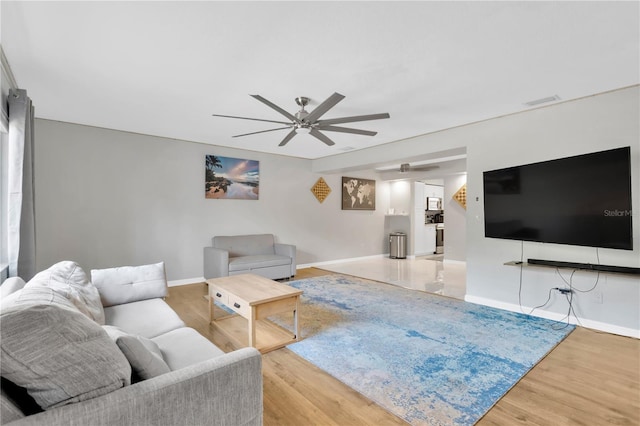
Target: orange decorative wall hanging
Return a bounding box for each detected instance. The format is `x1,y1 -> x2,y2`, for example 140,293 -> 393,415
311,177 -> 331,203
453,184 -> 467,209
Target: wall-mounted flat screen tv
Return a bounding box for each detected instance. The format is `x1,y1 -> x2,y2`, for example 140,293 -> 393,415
483,147 -> 633,250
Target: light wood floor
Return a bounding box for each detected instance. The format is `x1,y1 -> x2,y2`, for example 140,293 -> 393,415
166,268 -> 639,425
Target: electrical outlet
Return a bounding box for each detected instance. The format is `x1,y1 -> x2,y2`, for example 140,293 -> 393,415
593,291 -> 603,304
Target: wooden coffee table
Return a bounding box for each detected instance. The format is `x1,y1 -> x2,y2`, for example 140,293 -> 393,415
206,274 -> 303,354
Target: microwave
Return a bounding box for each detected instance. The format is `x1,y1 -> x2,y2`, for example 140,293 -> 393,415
426,197 -> 442,211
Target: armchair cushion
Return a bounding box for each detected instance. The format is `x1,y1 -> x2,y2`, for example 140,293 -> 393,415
213,234 -> 276,256
228,254 -> 291,272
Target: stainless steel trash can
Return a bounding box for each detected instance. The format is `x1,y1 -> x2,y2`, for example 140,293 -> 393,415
389,232 -> 407,259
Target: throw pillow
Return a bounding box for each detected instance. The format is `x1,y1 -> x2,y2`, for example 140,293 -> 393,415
0,286 -> 80,314
0,304 -> 131,410
102,325 -> 171,381
26,261 -> 105,324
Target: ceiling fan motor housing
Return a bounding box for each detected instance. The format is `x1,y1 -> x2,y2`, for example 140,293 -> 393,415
295,96 -> 310,107
295,97 -> 310,125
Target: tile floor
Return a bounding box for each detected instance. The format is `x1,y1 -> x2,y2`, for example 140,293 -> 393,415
316,255 -> 467,300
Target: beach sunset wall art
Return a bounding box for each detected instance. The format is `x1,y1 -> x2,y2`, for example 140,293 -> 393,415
205,155 -> 259,200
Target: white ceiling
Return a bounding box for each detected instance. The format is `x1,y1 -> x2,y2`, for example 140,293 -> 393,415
2,1 -> 638,161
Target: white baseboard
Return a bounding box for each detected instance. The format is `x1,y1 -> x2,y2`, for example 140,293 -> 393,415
465,294 -> 639,339
168,277 -> 205,287
297,254 -> 387,269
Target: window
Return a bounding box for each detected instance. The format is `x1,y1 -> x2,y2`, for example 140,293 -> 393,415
1,45 -> 18,280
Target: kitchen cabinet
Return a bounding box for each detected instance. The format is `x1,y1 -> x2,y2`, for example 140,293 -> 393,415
425,224 -> 437,254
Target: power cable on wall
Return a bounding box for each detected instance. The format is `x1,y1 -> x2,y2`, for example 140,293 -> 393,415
516,244 -> 603,329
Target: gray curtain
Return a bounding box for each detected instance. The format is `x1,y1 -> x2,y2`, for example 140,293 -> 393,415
8,88 -> 36,280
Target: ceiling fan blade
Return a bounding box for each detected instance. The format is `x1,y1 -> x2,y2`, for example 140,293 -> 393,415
303,92 -> 345,124
278,129 -> 298,146
250,95 -> 298,122
309,129 -> 335,146
211,113 -> 291,125
232,126 -> 292,138
316,125 -> 377,136
317,112 -> 390,126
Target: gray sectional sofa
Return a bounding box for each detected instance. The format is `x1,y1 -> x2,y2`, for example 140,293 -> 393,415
204,234 -> 296,280
0,261 -> 262,426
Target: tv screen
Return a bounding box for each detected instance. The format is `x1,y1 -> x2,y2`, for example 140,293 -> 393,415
483,147 -> 633,250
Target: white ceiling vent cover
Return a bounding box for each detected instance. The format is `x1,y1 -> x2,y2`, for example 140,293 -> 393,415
524,95 -> 561,107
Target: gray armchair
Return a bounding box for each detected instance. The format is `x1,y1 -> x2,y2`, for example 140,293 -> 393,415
204,234 -> 296,280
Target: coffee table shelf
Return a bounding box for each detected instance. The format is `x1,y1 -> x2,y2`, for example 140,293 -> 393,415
211,314 -> 298,354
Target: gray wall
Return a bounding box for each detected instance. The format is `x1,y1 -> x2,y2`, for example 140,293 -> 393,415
443,174 -> 466,262
33,85 -> 640,336
464,86 -> 639,336
315,85 -> 639,336
33,120 -> 390,281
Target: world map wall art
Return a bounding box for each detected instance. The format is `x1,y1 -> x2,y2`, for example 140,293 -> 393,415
342,177 -> 375,210
205,155 -> 259,200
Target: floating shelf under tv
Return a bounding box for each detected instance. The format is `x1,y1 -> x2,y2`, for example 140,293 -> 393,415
504,259 -> 640,276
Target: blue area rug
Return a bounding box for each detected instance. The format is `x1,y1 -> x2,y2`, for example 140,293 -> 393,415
273,275 -> 574,426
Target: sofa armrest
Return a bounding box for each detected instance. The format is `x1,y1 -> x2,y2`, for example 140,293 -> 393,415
0,277 -> 26,299
274,243 -> 296,277
6,347 -> 262,426
203,247 -> 229,279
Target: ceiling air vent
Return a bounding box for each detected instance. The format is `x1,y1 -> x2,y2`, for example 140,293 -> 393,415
524,95 -> 561,107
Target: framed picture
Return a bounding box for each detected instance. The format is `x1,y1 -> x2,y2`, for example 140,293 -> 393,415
205,155 -> 259,200
342,177 -> 376,210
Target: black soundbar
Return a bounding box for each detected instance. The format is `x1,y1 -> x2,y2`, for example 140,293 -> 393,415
527,258 -> 640,275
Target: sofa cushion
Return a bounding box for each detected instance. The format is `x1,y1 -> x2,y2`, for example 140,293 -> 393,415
25,261 -> 105,324
91,262 -> 167,307
0,277 -> 26,298
0,304 -> 131,410
103,298 -> 185,338
213,234 -> 276,257
1,377 -> 42,420
103,326 -> 171,381
228,254 -> 292,272
152,328 -> 225,371
0,285 -> 81,314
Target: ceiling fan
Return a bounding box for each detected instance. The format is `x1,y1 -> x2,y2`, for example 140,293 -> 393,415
212,92 -> 390,147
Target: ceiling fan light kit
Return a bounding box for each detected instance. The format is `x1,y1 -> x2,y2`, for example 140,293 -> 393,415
212,92 -> 390,147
